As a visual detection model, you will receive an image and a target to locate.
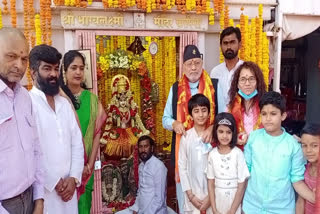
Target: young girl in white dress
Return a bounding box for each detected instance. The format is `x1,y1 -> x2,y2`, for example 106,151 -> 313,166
207,112 -> 250,214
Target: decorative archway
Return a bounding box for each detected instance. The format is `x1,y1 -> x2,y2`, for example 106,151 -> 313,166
75,29 -> 197,213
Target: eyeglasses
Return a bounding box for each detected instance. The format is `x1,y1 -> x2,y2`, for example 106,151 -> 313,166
185,60 -> 202,68
239,77 -> 256,84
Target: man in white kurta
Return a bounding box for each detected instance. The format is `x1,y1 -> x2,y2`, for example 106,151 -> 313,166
116,135 -> 169,214
210,27 -> 243,111
178,127 -> 213,214
29,44 -> 84,214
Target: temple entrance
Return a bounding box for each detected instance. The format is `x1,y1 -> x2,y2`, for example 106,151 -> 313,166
76,30 -> 197,213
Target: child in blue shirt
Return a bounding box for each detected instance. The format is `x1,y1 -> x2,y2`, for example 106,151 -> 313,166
242,91 -> 315,213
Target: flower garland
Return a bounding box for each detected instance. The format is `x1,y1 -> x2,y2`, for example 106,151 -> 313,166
102,177 -> 118,202
23,0 -> 33,90
10,0 -> 16,27
133,145 -> 139,187
23,0 -> 30,43
2,0 -> 8,14
224,5 -> 229,28
262,32 -> 269,89
218,4 -> 225,63
257,4 -> 263,67
0,8 -> 2,29
46,0 -> 52,45
138,62 -> 155,133
29,2 -> 36,48
107,198 -> 136,212
98,49 -> 143,71
40,0 -> 47,44
54,0 -> 218,21
239,11 -> 245,60
208,1 -> 214,25
35,14 -> 42,45
239,4 -> 269,89
229,19 -> 234,27
250,17 -> 256,63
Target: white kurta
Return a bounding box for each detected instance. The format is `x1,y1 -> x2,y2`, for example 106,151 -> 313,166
30,87 -> 84,214
207,147 -> 249,214
116,155 -> 168,214
178,128 -> 213,214
210,60 -> 244,111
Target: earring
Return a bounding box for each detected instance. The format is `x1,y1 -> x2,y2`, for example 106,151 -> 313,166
63,71 -> 67,85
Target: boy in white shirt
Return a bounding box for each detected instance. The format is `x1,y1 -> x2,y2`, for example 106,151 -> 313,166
178,94 -> 212,214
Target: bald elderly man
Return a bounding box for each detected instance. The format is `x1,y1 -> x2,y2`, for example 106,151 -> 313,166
0,28 -> 45,214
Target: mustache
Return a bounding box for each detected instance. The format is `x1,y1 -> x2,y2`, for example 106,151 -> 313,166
139,152 -> 147,156
48,76 -> 58,83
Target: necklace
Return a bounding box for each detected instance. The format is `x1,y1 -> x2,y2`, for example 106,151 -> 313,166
73,90 -> 83,102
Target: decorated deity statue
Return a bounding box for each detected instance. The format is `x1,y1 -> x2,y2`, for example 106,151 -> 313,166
101,74 -> 150,158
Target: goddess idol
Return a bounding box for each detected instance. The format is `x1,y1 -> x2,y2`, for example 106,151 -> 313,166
100,74 -> 150,158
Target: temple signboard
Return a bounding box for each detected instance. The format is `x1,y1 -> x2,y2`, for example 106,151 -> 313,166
61,11 -> 134,29
146,13 -> 208,31
61,11 -> 208,31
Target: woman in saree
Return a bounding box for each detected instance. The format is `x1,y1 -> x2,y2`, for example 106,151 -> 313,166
60,50 -> 106,214
228,61 -> 266,148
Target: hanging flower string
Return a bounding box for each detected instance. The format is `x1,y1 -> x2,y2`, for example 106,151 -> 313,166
35,14 -> 42,45
0,8 -> 3,29
10,0 -> 17,27
2,0 -> 8,14
237,4 -> 269,87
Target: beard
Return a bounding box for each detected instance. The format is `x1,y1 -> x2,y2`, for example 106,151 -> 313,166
139,152 -> 152,162
223,49 -> 238,60
37,72 -> 59,96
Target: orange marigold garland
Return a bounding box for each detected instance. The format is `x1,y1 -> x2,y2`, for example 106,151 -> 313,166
23,0 -> 30,41
46,0 -> 52,45
40,0 -> 47,44
2,0 -> 9,15
10,0 -> 17,27
2,0 -> 8,14
224,5 -> 229,28
218,3 -> 225,63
